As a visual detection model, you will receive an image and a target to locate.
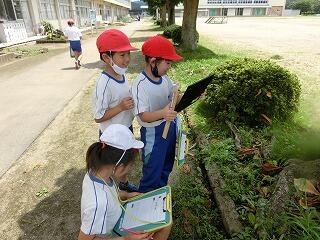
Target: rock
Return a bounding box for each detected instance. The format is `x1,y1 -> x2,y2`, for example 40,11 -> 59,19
40,48 -> 49,53
206,163 -> 244,235
268,159 -> 320,216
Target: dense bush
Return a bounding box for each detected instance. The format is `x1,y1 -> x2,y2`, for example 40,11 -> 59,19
204,58 -> 301,126
163,24 -> 199,45
163,24 -> 180,38
41,21 -> 64,40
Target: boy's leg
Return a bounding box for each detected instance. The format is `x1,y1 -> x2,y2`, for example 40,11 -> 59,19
159,121 -> 176,187
139,124 -> 169,193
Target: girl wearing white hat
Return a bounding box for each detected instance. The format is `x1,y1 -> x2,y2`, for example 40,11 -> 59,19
78,124 -> 171,240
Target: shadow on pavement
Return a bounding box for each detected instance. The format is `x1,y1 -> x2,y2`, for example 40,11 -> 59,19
18,168 -> 85,240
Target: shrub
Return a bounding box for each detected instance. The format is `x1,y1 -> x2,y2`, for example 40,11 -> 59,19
163,24 -> 199,45
41,21 -> 64,40
204,58 -> 301,126
163,24 -> 180,38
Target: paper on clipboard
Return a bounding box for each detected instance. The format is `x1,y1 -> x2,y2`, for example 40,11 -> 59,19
121,193 -> 167,229
177,131 -> 187,166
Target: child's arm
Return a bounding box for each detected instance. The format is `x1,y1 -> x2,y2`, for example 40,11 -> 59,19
95,97 -> 133,123
139,103 -> 176,123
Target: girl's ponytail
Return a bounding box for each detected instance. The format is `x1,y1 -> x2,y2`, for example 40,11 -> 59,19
86,142 -> 102,172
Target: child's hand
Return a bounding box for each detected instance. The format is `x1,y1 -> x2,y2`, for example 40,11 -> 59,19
120,191 -> 141,201
120,97 -> 134,110
126,191 -> 142,199
162,103 -> 177,121
124,232 -> 153,240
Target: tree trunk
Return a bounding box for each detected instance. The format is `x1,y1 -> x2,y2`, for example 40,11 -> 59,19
168,0 -> 175,25
159,4 -> 167,27
181,0 -> 199,50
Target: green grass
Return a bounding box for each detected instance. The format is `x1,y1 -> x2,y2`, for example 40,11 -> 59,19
171,161 -> 225,240
169,36 -> 320,239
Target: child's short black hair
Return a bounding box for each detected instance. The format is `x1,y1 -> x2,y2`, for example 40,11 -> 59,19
145,55 -> 164,63
100,51 -> 115,61
86,142 -> 137,173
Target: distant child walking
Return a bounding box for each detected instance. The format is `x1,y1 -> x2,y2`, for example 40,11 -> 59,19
131,35 -> 183,193
92,29 -> 137,192
64,19 -> 82,69
78,124 -> 172,240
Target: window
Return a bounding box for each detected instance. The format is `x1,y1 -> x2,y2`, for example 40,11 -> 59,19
238,0 -> 253,3
222,0 -> 237,4
59,0 -> 71,19
207,0 -> 222,4
1,0 -> 15,20
39,0 -> 57,20
222,8 -> 228,15
236,8 -> 243,15
254,0 -> 268,3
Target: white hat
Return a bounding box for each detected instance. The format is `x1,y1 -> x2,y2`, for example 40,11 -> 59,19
100,124 -> 144,150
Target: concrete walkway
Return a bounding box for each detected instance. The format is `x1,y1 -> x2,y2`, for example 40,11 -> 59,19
0,20 -> 142,177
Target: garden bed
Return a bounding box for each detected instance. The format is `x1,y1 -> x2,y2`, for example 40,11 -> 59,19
169,37 -> 320,239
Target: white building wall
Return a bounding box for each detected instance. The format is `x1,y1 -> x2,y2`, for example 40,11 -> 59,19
268,0 -> 286,7
227,8 -> 236,16
243,8 -> 252,15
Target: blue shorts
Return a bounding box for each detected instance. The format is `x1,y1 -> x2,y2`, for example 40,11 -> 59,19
70,40 -> 82,52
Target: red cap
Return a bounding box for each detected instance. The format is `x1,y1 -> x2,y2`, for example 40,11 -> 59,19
142,35 -> 182,61
96,29 -> 138,53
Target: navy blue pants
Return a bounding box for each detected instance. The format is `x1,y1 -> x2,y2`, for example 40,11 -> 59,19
70,40 -> 82,52
139,121 -> 176,193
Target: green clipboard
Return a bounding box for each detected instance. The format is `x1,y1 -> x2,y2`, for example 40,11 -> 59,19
113,186 -> 172,236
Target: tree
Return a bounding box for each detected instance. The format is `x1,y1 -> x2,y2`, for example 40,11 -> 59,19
290,0 -> 313,13
313,0 -> 320,13
167,0 -> 182,25
145,0 -> 167,27
181,0 -> 199,50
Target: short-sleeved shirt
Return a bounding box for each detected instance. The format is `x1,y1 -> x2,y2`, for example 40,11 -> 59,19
64,26 -> 82,41
131,71 -> 174,127
80,172 -> 122,237
92,71 -> 134,132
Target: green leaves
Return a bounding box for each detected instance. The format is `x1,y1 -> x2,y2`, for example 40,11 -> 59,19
204,58 -> 301,127
36,187 -> 49,197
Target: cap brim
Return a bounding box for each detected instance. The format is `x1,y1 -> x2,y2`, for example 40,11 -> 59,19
132,139 -> 144,149
113,45 -> 139,52
164,53 -> 183,61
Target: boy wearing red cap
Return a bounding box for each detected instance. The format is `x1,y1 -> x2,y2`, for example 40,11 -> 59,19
93,29 -> 138,192
131,36 -> 183,193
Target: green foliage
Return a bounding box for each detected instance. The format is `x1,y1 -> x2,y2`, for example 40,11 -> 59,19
285,203 -> 320,239
163,24 -> 180,38
204,58 -> 301,126
41,21 -> 64,40
289,0 -> 320,13
162,24 -> 199,45
271,120 -> 320,161
171,166 -> 224,239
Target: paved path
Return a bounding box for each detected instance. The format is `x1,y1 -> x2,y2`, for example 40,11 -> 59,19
0,21 -> 142,177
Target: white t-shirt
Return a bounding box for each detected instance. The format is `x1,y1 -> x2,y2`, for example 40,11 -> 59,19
80,173 -> 122,237
64,26 -> 82,41
92,71 -> 134,132
131,71 -> 174,127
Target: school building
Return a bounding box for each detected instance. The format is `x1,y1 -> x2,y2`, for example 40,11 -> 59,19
0,0 -> 131,43
175,0 -> 286,17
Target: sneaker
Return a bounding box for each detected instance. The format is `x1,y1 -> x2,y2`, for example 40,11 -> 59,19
118,181 -> 139,192
77,60 -> 81,67
75,61 -> 79,69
